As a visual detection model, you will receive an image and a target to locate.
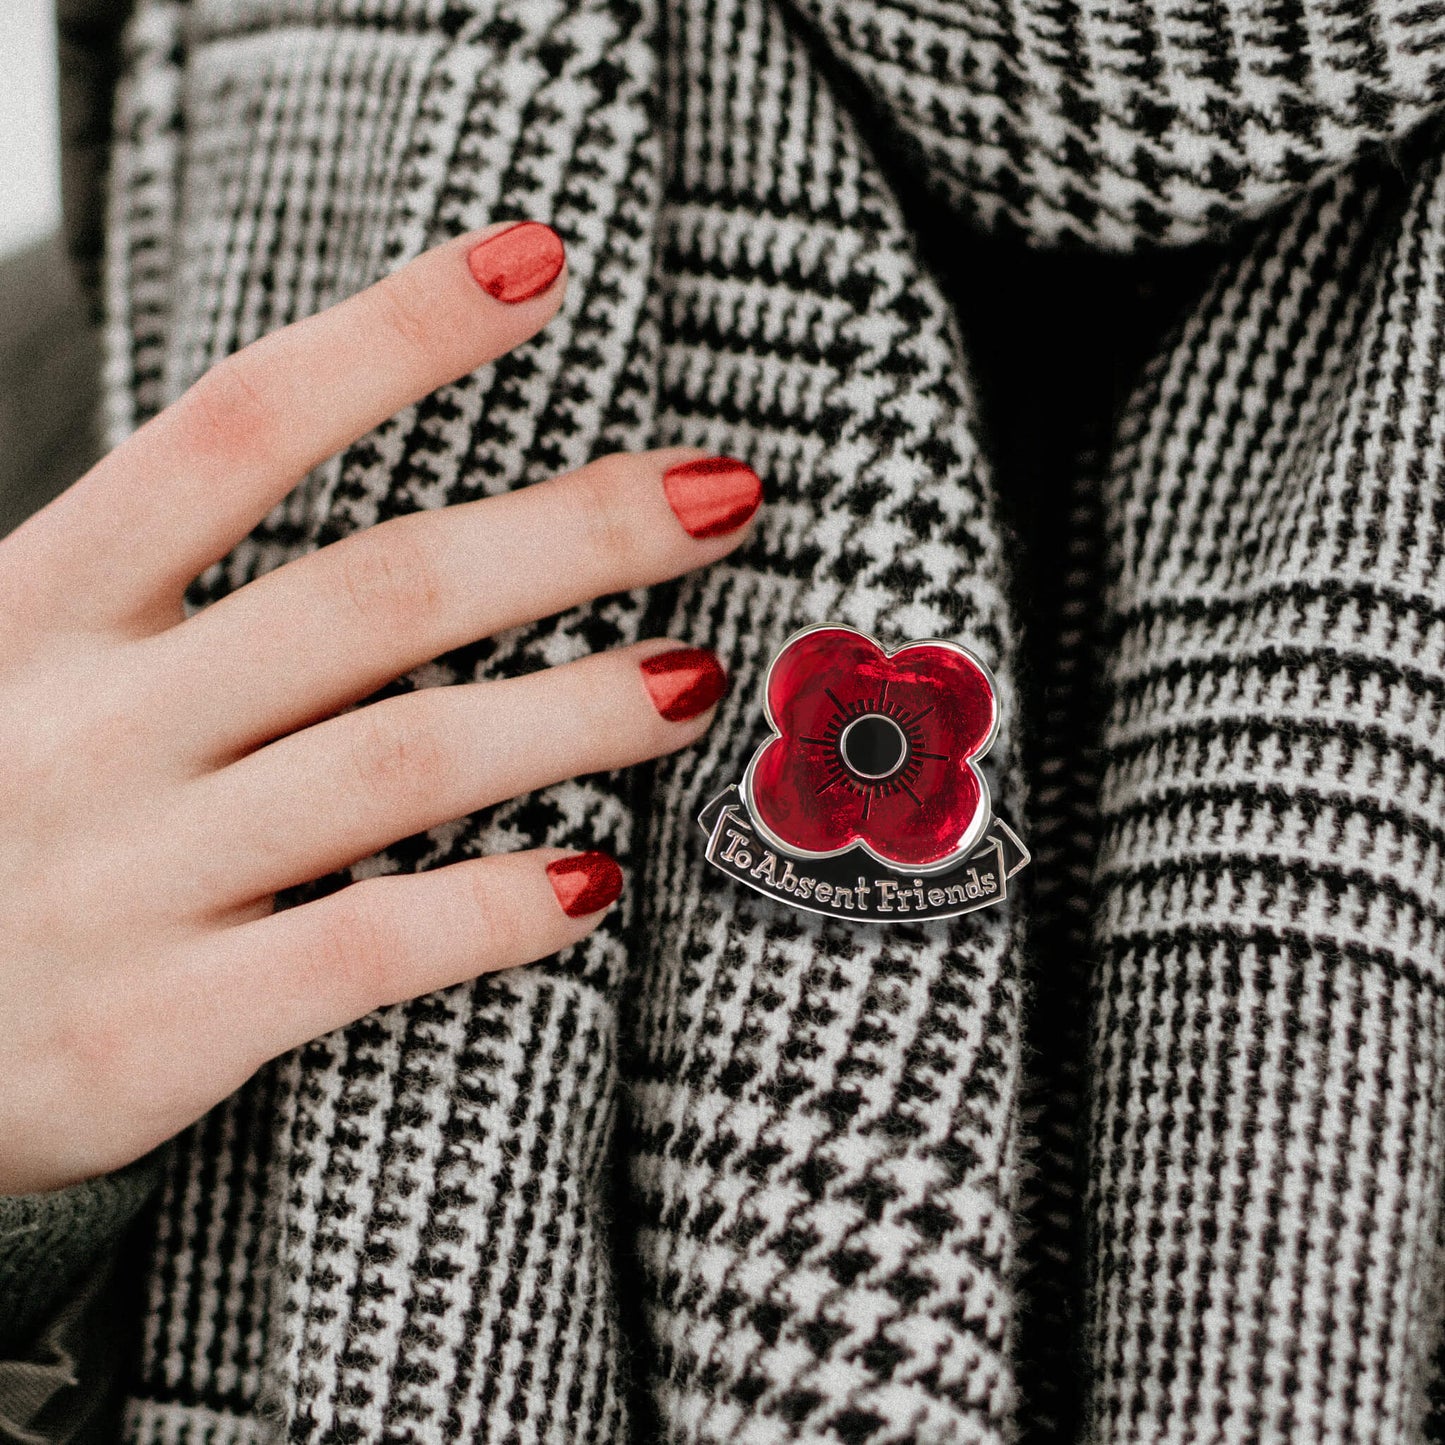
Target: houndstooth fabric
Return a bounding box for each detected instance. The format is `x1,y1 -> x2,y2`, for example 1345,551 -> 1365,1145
99,0 -> 1445,1441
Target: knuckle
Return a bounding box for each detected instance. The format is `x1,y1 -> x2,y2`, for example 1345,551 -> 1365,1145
459,865 -> 524,964
0,659 -> 157,817
333,523 -> 444,640
178,355 -> 274,461
43,979 -> 127,1086
36,960 -> 165,1111
573,455 -> 644,573
367,271 -> 437,364
345,700 -> 448,809
311,882 -> 404,1011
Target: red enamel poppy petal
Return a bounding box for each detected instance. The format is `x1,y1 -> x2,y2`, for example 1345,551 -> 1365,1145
854,763 -> 983,868
749,733 -> 859,853
764,628 -> 887,735
890,643 -> 996,759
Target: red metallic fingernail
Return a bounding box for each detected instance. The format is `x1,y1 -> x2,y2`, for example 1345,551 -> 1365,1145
546,851 -> 623,918
640,647 -> 728,721
466,221 -> 565,303
662,456 -> 763,539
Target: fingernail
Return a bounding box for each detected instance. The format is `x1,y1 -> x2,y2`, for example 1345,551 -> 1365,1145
466,221 -> 565,303
546,851 -> 624,918
640,647 -> 728,721
662,456 -> 763,539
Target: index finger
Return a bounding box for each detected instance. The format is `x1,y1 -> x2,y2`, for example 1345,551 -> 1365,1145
4,221 -> 567,633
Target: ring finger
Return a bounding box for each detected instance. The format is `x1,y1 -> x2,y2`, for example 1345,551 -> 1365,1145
170,637 -> 727,910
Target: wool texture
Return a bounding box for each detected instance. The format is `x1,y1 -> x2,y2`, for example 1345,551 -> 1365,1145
98,0 -> 1445,1442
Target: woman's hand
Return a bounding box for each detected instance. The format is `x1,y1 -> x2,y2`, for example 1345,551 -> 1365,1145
0,221 -> 761,1195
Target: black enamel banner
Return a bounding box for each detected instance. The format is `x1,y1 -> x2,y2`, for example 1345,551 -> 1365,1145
697,786 -> 1030,923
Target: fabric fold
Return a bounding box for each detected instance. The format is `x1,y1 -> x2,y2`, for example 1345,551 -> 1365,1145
622,0 -> 1028,1435
1086,147 -> 1445,1440
788,0 -> 1445,247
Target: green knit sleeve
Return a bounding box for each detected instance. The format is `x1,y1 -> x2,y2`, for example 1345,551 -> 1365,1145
0,1150 -> 168,1443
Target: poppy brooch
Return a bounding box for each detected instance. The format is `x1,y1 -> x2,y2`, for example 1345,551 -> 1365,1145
698,623 -> 1029,922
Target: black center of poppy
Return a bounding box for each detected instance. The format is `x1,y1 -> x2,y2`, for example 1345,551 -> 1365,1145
840,713 -> 907,779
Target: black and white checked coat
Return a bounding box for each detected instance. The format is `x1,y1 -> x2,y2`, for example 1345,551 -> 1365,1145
98,0 -> 1445,1440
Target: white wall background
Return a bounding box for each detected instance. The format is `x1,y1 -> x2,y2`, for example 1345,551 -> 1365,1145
0,0 -> 62,258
